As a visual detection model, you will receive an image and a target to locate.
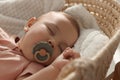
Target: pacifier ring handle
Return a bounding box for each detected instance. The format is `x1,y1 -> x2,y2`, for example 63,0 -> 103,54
32,41 -> 53,63
34,50 -> 50,63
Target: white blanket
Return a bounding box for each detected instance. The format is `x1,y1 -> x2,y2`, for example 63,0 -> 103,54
0,0 -> 65,36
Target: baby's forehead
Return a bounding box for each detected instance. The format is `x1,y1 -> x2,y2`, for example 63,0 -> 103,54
44,11 -> 62,16
38,12 -> 69,24
39,12 -> 66,20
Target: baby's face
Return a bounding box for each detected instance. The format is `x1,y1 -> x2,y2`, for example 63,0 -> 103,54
18,12 -> 78,65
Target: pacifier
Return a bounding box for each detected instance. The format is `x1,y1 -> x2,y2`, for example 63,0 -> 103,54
32,41 -> 53,63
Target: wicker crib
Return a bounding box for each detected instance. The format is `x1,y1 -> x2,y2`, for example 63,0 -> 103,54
57,0 -> 120,80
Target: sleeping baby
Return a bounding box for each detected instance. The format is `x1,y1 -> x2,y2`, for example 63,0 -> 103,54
0,11 -> 80,80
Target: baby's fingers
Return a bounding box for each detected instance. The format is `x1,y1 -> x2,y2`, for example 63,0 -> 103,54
63,47 -> 80,60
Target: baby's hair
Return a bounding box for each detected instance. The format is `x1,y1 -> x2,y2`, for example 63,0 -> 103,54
60,12 -> 80,37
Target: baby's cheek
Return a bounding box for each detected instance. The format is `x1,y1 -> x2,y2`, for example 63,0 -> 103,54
54,47 -> 61,56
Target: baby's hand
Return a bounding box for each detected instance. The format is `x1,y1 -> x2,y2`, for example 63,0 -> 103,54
51,47 -> 80,71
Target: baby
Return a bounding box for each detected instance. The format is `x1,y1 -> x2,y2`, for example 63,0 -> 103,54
0,11 -> 80,80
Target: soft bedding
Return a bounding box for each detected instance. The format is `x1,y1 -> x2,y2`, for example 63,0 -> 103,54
64,4 -> 116,76
0,0 -> 65,36
64,4 -> 109,60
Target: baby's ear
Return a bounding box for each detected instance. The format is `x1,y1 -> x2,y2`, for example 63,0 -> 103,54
24,17 -> 37,32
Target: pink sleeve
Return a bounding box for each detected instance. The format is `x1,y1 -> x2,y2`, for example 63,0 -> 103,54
0,28 -> 17,50
17,62 -> 44,78
0,28 -> 9,39
0,50 -> 30,80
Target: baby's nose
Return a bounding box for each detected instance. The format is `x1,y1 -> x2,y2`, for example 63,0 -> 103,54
48,40 -> 54,48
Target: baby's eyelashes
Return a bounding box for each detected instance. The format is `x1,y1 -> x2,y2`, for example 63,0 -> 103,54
47,25 -> 55,36
45,23 -> 58,36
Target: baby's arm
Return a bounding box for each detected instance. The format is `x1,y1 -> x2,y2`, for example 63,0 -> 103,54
21,64 -> 59,80
21,47 -> 80,80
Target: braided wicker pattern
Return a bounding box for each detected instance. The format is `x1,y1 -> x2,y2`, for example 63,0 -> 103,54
64,0 -> 120,37
57,1 -> 120,80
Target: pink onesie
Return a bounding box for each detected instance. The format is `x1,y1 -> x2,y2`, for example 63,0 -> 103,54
0,28 -> 44,80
